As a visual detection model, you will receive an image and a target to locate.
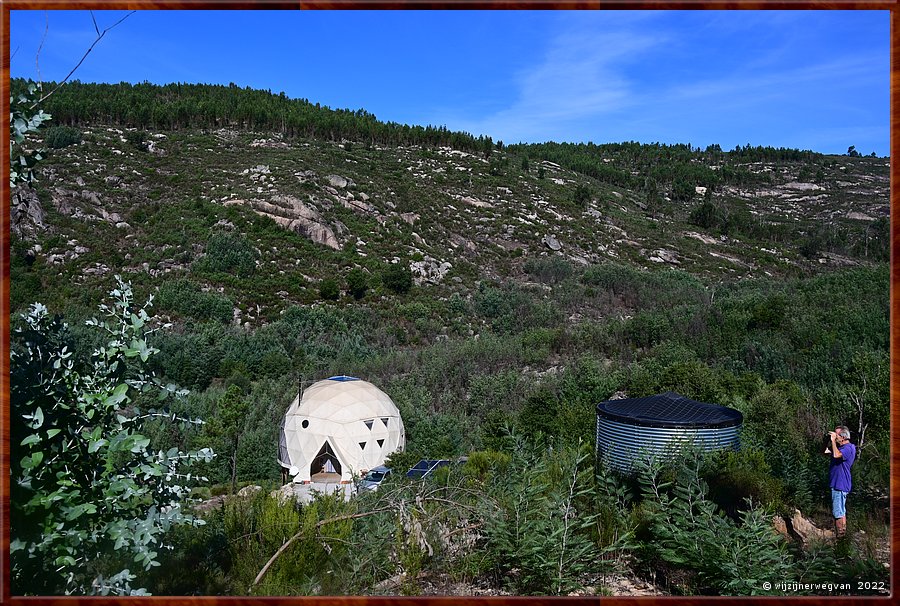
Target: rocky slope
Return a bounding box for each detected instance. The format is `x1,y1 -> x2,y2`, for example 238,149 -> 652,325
10,125 -> 889,323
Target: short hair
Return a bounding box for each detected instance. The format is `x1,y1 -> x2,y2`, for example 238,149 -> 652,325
837,425 -> 851,441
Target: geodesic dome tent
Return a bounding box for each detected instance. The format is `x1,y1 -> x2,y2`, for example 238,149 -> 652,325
278,376 -> 405,483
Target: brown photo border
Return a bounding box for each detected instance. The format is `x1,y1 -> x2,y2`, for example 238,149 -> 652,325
0,1 -> 896,603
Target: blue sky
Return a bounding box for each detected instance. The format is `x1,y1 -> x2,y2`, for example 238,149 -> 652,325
9,10 -> 889,155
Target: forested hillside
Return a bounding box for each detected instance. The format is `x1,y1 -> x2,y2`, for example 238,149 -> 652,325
9,80 -> 890,597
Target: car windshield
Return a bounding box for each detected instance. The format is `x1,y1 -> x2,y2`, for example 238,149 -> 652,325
365,471 -> 385,482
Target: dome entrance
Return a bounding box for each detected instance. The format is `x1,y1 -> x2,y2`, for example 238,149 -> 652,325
310,440 -> 342,480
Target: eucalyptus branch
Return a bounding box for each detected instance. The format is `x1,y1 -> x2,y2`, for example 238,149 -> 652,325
90,11 -> 100,37
35,11 -> 49,87
32,10 -> 136,109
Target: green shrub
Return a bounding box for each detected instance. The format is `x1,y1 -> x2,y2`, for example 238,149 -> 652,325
194,233 -> 258,277
318,279 -> 339,301
218,330 -> 292,380
346,268 -> 368,300
473,283 -> 562,334
480,408 -> 518,452
520,328 -> 554,365
447,292 -> 469,317
748,293 -> 789,330
626,311 -> 670,349
382,263 -> 413,294
658,360 -> 721,403
462,450 -> 512,483
572,183 -> 592,209
636,453 -> 795,595
517,388 -> 558,442
382,449 -> 423,475
404,413 -> 468,458
225,369 -> 251,394
145,509 -> 230,595
689,200 -> 722,229
466,368 -> 531,419
581,264 -> 705,312
702,448 -> 786,515
153,323 -> 227,389
671,177 -> 696,202
399,301 -> 430,321
582,262 -> 643,296
523,255 -> 573,284
125,130 -> 149,150
156,278 -> 234,324
44,125 -> 82,149
484,442 -> 620,595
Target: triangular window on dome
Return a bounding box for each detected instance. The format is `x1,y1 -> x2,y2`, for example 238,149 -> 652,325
381,417 -> 389,427
377,439 -> 385,448
364,420 -> 374,430
359,441 -> 367,450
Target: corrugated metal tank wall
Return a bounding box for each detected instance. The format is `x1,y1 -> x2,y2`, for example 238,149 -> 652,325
596,416 -> 741,473
597,416 -> 741,473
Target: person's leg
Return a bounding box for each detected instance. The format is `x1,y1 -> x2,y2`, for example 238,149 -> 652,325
831,489 -> 847,537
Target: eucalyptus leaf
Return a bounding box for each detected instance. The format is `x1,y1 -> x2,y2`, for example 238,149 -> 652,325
20,433 -> 41,446
105,383 -> 129,407
31,406 -> 44,429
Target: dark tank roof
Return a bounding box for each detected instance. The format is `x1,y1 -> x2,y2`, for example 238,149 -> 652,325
596,391 -> 743,429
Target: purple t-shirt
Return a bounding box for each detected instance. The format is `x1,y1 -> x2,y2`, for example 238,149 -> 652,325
829,442 -> 856,492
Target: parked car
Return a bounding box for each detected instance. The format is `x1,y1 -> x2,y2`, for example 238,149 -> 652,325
405,459 -> 451,479
357,466 -> 391,492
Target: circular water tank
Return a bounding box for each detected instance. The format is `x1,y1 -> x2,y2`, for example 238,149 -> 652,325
596,391 -> 742,473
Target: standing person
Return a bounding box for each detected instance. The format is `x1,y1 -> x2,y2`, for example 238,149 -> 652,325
824,425 -> 856,537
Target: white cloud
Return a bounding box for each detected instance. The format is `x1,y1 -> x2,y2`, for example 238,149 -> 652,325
431,11 -> 885,151
665,54 -> 884,103
442,17 -> 666,142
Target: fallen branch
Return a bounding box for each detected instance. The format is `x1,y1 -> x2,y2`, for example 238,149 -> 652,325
251,485 -> 501,593
251,505 -> 394,591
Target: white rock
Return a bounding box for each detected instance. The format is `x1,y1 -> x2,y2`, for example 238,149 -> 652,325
327,174 -> 352,188
542,234 -> 562,251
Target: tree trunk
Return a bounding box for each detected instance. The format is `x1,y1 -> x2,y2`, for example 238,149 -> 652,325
230,439 -> 239,495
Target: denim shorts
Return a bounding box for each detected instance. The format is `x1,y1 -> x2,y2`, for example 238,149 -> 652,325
832,488 -> 848,518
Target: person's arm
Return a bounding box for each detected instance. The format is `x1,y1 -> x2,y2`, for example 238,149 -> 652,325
830,434 -> 843,459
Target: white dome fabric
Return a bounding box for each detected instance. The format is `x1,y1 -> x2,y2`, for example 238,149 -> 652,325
278,376 -> 405,483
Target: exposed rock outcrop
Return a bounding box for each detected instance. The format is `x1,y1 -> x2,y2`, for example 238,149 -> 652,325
543,234 -> 562,251
248,195 -> 341,250
341,198 -> 375,214
411,256 -> 452,285
11,186 -> 45,239
50,188 -> 123,225
772,509 -> 834,544
237,484 -> 262,497
789,509 -> 834,543
460,195 -> 492,208
327,174 -> 354,189
649,248 -> 680,264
